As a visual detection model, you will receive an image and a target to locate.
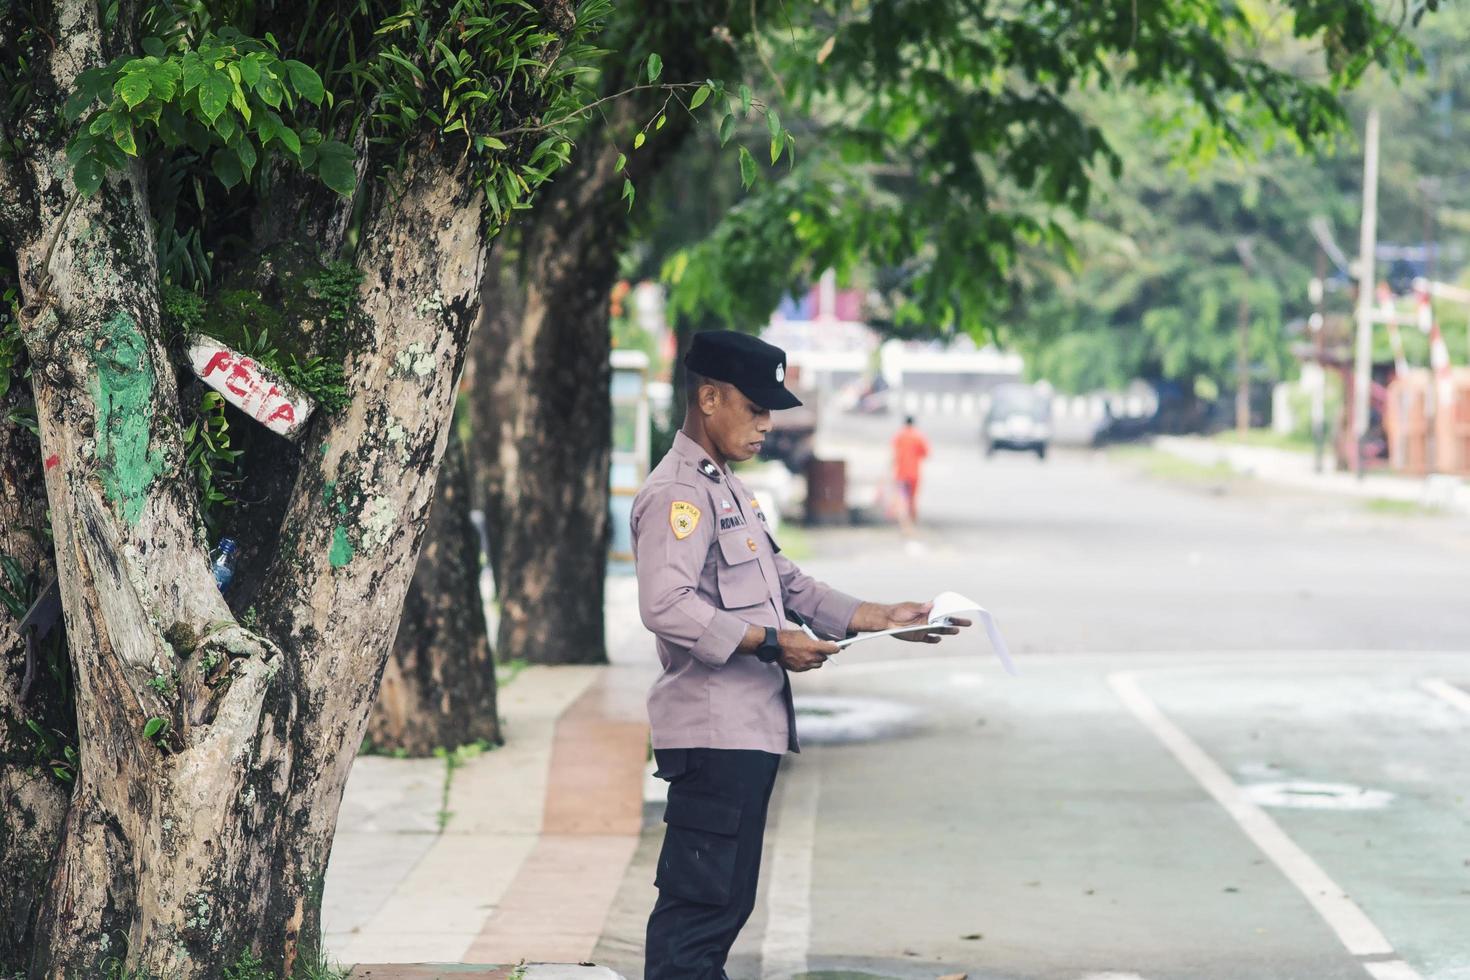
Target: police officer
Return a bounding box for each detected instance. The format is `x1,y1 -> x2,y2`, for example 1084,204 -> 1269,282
632,331 -> 967,979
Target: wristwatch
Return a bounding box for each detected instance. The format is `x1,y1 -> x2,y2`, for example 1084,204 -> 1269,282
755,626 -> 782,663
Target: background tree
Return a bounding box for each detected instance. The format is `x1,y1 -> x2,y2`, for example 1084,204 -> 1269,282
1010,4 -> 1470,403
666,0 -> 1421,334
470,0 -> 786,665
0,0 -> 612,974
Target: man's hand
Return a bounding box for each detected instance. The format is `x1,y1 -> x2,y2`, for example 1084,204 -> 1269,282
851,600 -> 970,644
778,629 -> 839,671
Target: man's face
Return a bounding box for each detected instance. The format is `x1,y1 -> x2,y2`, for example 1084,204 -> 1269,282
700,382 -> 773,462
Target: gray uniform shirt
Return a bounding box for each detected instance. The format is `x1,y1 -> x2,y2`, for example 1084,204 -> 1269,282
631,431 -> 861,753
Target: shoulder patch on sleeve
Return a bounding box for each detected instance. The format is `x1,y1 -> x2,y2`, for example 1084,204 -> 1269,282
669,500 -> 701,540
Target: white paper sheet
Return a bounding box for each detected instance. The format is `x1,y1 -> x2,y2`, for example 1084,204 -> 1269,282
832,591 -> 1017,675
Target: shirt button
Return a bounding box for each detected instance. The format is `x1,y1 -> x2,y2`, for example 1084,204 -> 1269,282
747,537 -> 757,552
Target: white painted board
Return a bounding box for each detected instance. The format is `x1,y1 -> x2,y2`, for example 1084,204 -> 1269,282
187,335 -> 315,440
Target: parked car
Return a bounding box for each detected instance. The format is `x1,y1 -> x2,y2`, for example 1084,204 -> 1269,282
984,383 -> 1052,459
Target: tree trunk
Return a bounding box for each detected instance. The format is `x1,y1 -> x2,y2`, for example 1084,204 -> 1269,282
368,428 -> 500,755
475,165 -> 620,665
0,375 -> 68,972
0,2 -> 575,973
472,5 -> 765,665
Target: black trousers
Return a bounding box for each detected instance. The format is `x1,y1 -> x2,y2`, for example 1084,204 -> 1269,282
644,747 -> 782,980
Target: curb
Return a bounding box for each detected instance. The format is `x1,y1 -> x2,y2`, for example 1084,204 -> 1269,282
349,965 -> 626,979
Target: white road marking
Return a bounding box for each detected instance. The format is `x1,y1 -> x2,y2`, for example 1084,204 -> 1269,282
1363,961 -> 1427,980
760,759 -> 821,980
1421,677 -> 1470,715
1108,671 -> 1422,979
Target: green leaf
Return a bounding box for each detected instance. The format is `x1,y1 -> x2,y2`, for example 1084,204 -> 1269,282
0,555 -> 23,595
235,138 -> 257,178
141,36 -> 166,58
614,153 -> 626,173
142,717 -> 167,739
633,131 -> 646,150
276,123 -> 301,155
112,119 -> 137,156
738,145 -> 757,189
646,53 -> 662,84
285,59 -> 324,105
315,139 -> 357,196
690,84 -> 711,111
655,113 -> 666,131
621,177 -> 635,212
771,135 -> 783,164
237,55 -> 262,89
739,84 -> 752,115
115,72 -> 152,109
214,109 -> 238,142
64,87 -> 96,122
230,81 -> 251,124
255,112 -> 278,145
766,108 -> 781,140
73,157 -> 104,196
211,149 -> 242,188
147,63 -> 178,101
718,113 -> 735,145
199,71 -> 231,123
182,53 -> 207,92
255,73 -> 284,109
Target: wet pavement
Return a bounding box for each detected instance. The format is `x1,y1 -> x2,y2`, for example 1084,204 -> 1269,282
592,415 -> 1470,980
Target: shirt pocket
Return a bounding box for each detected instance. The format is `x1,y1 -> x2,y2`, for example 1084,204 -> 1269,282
716,531 -> 768,610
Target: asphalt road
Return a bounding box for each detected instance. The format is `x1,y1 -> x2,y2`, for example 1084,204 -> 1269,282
593,416 -> 1470,980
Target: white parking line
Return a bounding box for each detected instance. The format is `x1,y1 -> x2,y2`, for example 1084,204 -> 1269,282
1420,677 -> 1470,715
1108,671 -> 1423,980
1362,961 -> 1430,980
760,759 -> 821,980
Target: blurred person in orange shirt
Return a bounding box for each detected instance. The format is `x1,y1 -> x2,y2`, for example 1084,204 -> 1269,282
891,416 -> 930,527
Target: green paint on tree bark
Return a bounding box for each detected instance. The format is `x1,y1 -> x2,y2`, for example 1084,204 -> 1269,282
329,525 -> 354,567
91,310 -> 166,525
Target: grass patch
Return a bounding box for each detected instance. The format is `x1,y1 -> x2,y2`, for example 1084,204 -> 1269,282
1212,429 -> 1315,453
495,656 -> 529,687
1363,497 -> 1443,517
775,522 -> 813,561
1109,446 -> 1238,484
433,739 -> 494,831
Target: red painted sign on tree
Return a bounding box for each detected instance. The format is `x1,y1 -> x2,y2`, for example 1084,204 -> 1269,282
187,336 -> 315,440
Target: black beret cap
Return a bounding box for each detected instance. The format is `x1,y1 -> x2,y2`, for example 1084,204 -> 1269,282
684,330 -> 802,410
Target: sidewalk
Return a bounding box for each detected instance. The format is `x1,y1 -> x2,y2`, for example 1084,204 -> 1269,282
1153,435 -> 1470,516
323,581 -> 657,979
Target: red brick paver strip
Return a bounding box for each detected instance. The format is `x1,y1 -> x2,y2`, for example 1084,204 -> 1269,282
464,668 -> 650,963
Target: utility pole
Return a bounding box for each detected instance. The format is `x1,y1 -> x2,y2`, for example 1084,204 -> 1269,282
1421,176 -> 1440,476
1309,259 -> 1326,473
1352,107 -> 1380,478
1234,238 -> 1256,435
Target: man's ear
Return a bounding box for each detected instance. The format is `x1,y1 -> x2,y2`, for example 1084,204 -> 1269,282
697,381 -> 719,416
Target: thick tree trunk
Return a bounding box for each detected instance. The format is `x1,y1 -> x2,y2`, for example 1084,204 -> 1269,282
2,10 -> 290,976
246,147 -> 493,969
0,377 -> 68,971
477,159 -> 619,666
472,6 -> 757,665
369,428 -> 500,754
0,2 -> 574,973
